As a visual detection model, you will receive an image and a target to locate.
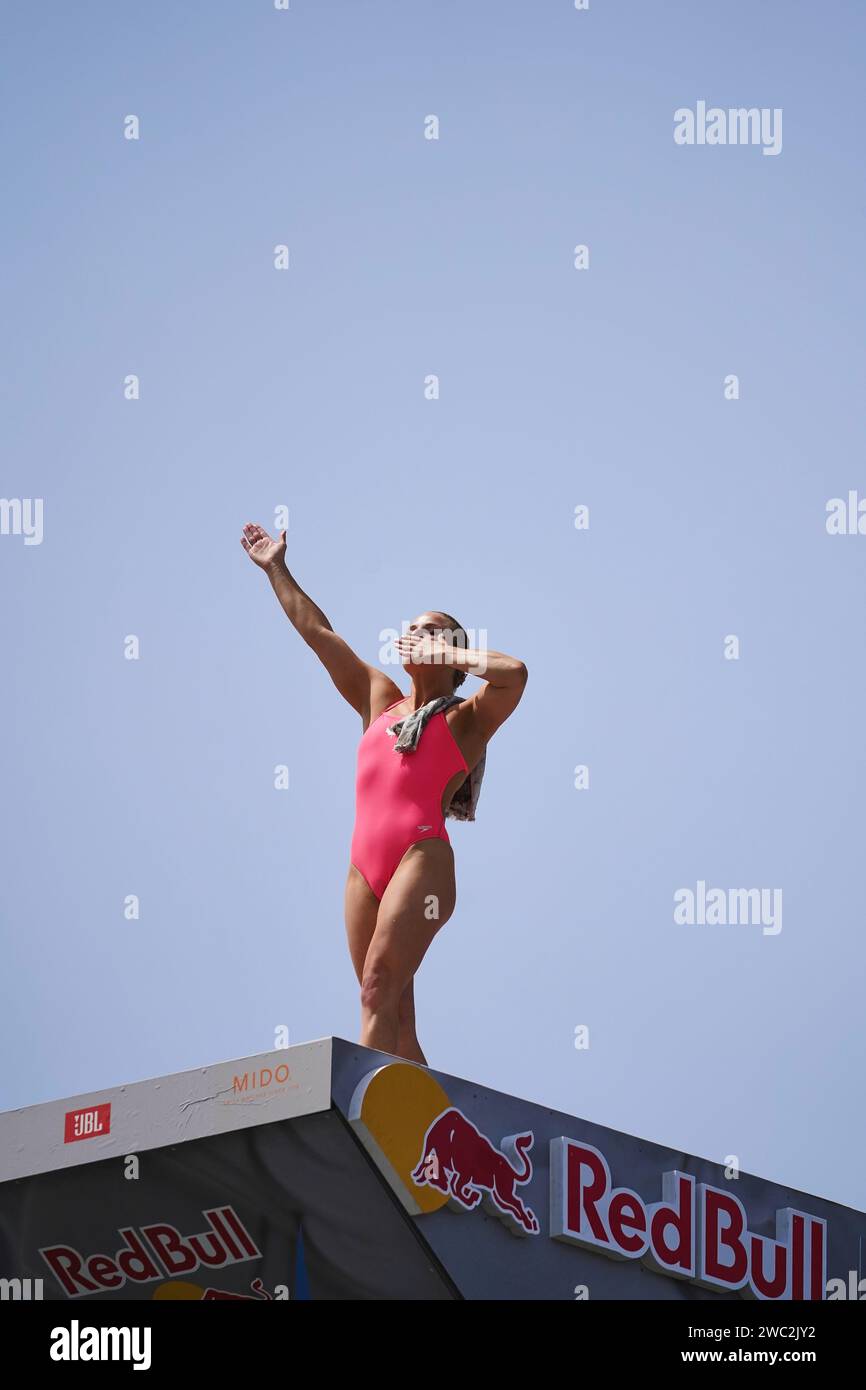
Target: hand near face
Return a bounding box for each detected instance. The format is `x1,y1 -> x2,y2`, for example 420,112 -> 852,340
394,630 -> 452,665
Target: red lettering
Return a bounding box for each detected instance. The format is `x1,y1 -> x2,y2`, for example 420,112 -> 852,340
608,1192 -> 646,1254
87,1255 -> 123,1289
218,1207 -> 261,1259
40,1208 -> 260,1300
749,1232 -> 788,1299
702,1188 -> 748,1288
40,1245 -> 99,1297
552,1137 -> 823,1302
647,1173 -> 694,1276
142,1224 -> 196,1275
567,1143 -> 609,1244
189,1231 -> 229,1267
116,1227 -> 162,1282
790,1212 -> 805,1299
809,1218 -> 826,1302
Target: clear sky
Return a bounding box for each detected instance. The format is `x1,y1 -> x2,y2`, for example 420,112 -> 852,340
2,1 -> 864,1214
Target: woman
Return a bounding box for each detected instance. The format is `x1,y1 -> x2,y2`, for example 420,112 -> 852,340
241,522 -> 528,1065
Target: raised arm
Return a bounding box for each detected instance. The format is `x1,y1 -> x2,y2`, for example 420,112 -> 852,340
241,523 -> 399,721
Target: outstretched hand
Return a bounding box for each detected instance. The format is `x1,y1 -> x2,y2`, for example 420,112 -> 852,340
241,523 -> 286,571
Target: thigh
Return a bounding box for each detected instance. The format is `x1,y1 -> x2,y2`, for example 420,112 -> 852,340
344,863 -> 380,984
365,839 -> 457,987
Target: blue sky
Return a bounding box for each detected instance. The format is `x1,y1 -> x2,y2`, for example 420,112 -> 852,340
2,1 -> 865,1214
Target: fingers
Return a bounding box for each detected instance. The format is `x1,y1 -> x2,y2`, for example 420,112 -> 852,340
241,522 -> 273,558
395,635 -> 426,660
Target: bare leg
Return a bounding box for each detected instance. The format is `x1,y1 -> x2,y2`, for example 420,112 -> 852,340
344,864 -> 379,981
345,863 -> 441,1063
395,977 -> 426,1065
358,840 -> 457,1058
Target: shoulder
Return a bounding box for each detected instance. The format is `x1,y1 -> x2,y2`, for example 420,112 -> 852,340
361,668 -> 403,730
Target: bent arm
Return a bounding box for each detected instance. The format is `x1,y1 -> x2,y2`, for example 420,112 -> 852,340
451,646 -> 528,739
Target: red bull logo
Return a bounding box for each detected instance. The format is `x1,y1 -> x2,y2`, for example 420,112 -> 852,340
411,1107 -> 540,1236
349,1064 -> 540,1236
39,1206 -> 261,1298
349,1063 -> 836,1300
551,1139 -> 828,1300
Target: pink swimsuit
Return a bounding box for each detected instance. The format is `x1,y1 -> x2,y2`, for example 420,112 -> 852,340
350,699 -> 469,900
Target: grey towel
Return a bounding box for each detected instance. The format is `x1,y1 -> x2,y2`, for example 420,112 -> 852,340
386,694 -> 485,822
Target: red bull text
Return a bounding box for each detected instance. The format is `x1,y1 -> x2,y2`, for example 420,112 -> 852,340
550,1139 -> 827,1300
408,1109 -> 829,1299
39,1206 -> 261,1298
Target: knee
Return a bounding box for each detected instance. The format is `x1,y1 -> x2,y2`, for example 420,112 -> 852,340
360,959 -> 402,1015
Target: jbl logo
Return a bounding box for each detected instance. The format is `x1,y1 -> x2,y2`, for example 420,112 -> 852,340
64,1103 -> 111,1143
